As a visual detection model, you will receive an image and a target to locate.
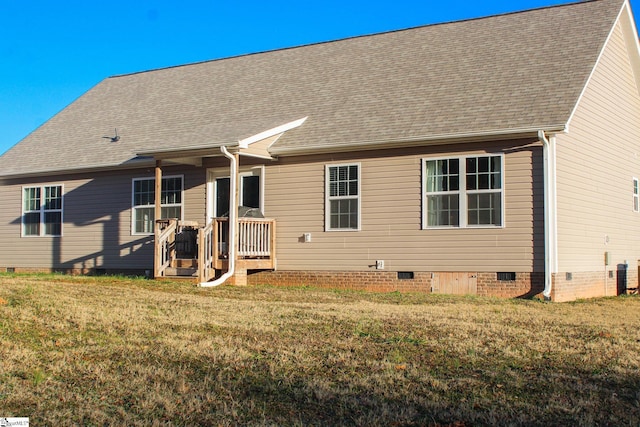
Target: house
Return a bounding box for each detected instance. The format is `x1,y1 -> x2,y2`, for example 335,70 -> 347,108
0,0 -> 639,302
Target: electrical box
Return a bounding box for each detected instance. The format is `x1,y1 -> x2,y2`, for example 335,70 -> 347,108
604,251 -> 611,266
376,260 -> 385,270
303,233 -> 311,243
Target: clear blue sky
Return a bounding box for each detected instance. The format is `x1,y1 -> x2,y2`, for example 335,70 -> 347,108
1,0 -> 637,156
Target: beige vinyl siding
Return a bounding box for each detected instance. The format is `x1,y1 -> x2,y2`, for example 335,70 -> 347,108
555,20 -> 640,273
239,134 -> 280,159
182,167 -> 206,225
265,140 -> 542,272
0,166 -> 206,271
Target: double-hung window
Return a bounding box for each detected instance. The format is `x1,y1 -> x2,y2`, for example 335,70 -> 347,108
132,176 -> 183,234
22,185 -> 63,236
424,159 -> 460,226
326,163 -> 360,230
423,155 -> 503,228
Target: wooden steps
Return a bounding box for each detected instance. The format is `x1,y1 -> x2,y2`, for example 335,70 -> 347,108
164,258 -> 198,278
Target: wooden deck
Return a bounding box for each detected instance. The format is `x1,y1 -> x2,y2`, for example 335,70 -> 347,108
154,218 -> 276,282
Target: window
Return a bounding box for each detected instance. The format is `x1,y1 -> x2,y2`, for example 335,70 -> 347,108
132,176 -> 183,234
326,163 -> 360,230
22,185 -> 63,236
634,178 -> 639,212
423,155 -> 503,228
424,159 -> 460,226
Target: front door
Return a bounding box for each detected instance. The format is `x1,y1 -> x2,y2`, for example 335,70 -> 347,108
207,166 -> 264,222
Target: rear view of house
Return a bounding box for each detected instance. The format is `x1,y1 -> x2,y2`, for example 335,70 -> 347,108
1,0 -> 639,301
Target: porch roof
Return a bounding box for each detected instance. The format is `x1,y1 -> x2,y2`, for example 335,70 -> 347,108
137,117 -> 307,163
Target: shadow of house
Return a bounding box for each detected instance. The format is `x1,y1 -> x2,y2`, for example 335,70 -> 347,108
6,165 -> 204,275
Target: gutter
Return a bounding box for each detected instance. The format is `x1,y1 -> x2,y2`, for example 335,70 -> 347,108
271,125 -> 567,156
199,146 -> 237,287
538,130 -> 558,301
0,124 -> 566,180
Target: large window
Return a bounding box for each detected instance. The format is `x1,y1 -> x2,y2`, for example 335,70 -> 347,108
22,185 -> 63,237
326,163 -> 360,231
132,176 -> 183,234
423,155 -> 503,228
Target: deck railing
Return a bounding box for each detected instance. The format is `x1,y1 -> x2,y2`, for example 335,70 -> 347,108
197,221 -> 216,283
215,217 -> 275,258
156,217 -> 276,282
154,218 -> 178,278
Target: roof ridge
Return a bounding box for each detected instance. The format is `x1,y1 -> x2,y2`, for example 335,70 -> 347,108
109,0 -> 601,80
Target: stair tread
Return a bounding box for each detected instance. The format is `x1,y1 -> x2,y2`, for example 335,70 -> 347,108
165,267 -> 198,277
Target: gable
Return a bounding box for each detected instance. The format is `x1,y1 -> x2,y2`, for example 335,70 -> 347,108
567,0 -> 640,130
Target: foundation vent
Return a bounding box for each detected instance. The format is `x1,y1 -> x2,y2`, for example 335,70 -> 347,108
397,271 -> 415,280
497,272 -> 516,281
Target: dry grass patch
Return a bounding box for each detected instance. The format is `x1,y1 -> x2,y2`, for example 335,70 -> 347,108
1,273 -> 640,426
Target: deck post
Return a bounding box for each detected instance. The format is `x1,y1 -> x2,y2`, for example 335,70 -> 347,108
197,227 -> 205,283
213,218 -> 220,269
233,152 -> 245,285
270,220 -> 276,269
153,160 -> 163,278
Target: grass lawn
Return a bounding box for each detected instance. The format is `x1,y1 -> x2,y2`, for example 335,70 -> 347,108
1,273 -> 640,426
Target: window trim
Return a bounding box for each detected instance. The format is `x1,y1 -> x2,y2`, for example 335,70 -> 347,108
21,184 -> 64,237
422,154 -> 505,229
325,162 -> 362,232
634,177 -> 639,212
131,175 -> 184,235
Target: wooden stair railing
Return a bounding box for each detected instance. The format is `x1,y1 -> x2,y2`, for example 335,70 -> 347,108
154,219 -> 178,278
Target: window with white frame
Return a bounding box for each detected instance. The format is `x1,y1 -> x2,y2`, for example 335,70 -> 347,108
22,185 -> 63,236
423,155 -> 503,228
634,178 -> 639,212
326,163 -> 360,230
424,158 -> 460,227
132,176 -> 183,234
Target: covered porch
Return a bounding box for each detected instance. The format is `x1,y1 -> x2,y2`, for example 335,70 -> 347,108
141,117 -> 306,286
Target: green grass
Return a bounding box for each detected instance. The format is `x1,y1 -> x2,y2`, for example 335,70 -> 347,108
1,273 -> 639,426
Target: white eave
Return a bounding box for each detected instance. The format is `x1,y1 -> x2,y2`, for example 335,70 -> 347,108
270,124 -> 568,156
137,117 -> 308,161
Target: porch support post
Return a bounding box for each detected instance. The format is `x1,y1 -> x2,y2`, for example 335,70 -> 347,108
153,160 -> 163,278
155,160 -> 162,222
233,152 -> 247,285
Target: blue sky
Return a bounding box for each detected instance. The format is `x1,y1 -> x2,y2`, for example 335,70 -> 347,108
1,0 -> 637,156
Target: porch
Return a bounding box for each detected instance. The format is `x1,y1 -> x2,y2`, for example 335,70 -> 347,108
154,217 -> 276,283
145,118 -> 307,286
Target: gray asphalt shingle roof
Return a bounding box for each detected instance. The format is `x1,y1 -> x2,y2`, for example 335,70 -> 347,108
0,0 -> 625,177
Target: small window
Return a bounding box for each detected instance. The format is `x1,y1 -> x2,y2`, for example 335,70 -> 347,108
132,176 -> 183,234
326,164 -> 360,231
22,185 -> 63,237
633,178 -> 638,212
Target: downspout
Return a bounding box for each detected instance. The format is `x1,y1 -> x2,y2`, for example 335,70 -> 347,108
199,145 -> 237,287
538,130 -> 557,301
